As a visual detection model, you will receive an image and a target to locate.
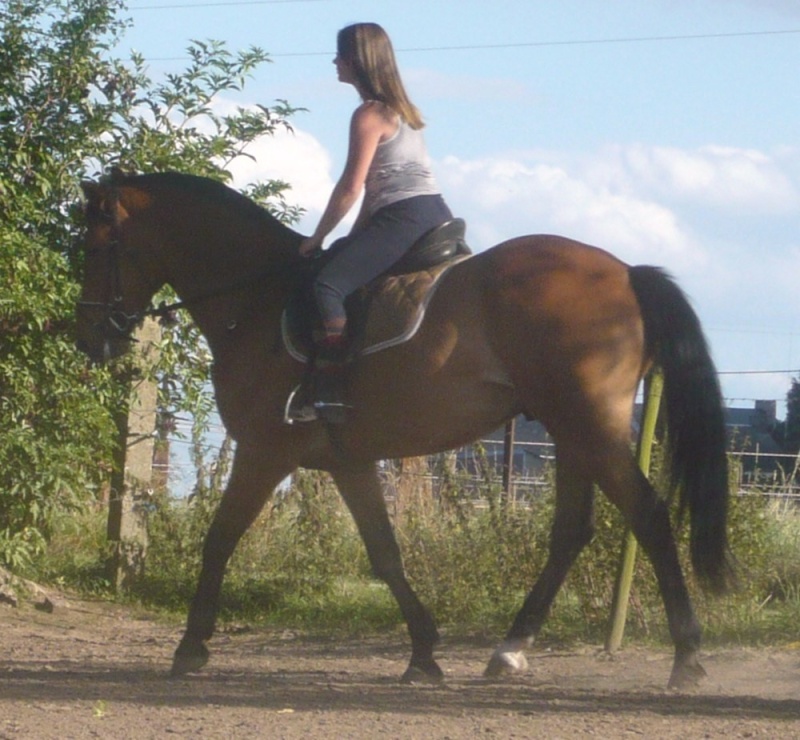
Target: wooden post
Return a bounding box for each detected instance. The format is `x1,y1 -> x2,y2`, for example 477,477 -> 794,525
605,371 -> 664,653
502,418 -> 516,498
107,317 -> 161,592
392,456 -> 432,522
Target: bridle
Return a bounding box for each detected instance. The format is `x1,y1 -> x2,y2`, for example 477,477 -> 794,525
76,264 -> 180,343
76,191 -> 304,347
76,198 -> 181,345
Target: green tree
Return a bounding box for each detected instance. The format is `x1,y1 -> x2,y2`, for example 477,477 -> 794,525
0,0 -> 300,568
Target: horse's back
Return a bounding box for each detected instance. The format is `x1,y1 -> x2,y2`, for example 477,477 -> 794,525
463,235 -> 647,436
479,234 -> 631,299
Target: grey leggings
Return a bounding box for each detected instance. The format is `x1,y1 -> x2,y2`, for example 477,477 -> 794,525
313,194 -> 452,333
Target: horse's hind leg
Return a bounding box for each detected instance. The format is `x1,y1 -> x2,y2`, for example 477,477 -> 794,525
171,442 -> 294,676
486,446 -> 595,676
331,465 -> 442,683
596,452 -> 705,689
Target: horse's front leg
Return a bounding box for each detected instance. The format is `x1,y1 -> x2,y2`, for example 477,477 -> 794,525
331,465 -> 442,683
171,442 -> 294,676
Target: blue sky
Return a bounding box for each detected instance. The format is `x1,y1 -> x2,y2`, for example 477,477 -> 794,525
121,0 -> 800,421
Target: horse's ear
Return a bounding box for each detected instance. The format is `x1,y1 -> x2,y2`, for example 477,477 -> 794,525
108,166 -> 129,183
80,181 -> 104,216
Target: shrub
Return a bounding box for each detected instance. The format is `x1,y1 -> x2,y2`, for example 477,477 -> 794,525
29,448 -> 800,647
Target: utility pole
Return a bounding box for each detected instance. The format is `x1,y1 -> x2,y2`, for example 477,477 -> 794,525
107,317 -> 161,591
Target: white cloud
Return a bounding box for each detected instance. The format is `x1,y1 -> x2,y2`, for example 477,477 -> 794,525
615,144 -> 800,212
220,122 -> 799,288
432,143 -> 800,391
217,120 -> 800,411
206,97 -> 340,234
226,126 -> 336,232
435,152 -> 702,269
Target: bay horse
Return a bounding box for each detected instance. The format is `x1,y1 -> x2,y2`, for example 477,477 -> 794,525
76,171 -> 732,689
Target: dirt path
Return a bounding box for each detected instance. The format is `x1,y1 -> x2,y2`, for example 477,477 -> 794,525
1,594 -> 799,739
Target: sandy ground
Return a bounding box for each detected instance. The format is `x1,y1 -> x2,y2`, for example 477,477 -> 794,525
1,592 -> 800,739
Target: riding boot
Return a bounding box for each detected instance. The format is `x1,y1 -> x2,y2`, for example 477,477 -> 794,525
311,336 -> 352,424
284,335 -> 352,425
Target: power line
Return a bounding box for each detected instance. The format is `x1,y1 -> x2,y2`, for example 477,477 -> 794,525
129,0 -> 330,8
381,28 -> 800,56
124,25 -> 800,61
710,325 -> 800,336
718,369 -> 800,376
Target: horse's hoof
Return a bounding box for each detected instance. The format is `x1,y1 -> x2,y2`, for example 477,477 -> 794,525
170,642 -> 210,677
401,660 -> 444,684
667,658 -> 707,689
484,649 -> 529,678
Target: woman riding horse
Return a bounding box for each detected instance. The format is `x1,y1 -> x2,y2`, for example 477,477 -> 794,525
77,169 -> 732,689
292,23 -> 454,423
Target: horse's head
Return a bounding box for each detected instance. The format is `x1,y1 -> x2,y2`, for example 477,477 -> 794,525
76,169 -> 304,364
76,172 -> 164,363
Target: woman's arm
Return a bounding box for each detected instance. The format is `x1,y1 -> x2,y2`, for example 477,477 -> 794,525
299,103 -> 389,256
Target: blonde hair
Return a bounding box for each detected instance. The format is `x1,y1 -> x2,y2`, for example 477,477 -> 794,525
337,23 -> 424,130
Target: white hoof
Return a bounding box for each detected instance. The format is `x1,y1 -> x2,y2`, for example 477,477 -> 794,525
484,641 -> 530,677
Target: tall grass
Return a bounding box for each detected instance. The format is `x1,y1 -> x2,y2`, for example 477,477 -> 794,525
27,453 -> 800,646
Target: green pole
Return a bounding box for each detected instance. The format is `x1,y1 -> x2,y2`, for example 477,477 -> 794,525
605,370 -> 664,653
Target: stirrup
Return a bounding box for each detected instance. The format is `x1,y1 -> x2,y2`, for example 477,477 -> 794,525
313,399 -> 352,425
283,384 -> 318,424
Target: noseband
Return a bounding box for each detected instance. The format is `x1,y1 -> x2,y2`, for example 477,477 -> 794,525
76,203 -> 178,345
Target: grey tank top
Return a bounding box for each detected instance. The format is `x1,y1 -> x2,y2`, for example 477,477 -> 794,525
363,117 -> 441,216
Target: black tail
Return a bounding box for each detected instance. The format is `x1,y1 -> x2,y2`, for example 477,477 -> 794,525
629,265 -> 734,593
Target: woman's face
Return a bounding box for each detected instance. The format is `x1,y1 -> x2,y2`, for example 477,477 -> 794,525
333,53 -> 356,85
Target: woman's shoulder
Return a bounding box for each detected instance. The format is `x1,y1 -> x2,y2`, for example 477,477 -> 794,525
352,101 -> 398,135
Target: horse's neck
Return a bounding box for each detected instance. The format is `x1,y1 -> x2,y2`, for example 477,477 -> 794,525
158,199 -> 300,295
152,201 -> 301,347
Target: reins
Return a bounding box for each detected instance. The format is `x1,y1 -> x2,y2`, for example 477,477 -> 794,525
78,189 -> 303,342
78,257 -> 301,342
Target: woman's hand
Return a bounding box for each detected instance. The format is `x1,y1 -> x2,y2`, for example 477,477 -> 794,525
299,235 -> 323,257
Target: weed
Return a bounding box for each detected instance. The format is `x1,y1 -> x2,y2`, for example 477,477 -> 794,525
27,451 -> 800,647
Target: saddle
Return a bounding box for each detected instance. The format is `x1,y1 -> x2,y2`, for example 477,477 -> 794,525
283,218 -> 471,362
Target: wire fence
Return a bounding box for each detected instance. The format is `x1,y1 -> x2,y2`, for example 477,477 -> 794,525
153,431 -> 800,505
379,444 -> 800,506
129,359 -> 799,501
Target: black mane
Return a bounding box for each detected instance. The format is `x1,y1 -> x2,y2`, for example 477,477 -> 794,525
111,170 -> 285,226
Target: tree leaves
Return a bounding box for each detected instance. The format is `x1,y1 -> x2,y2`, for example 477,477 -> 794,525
1,0 -> 300,567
